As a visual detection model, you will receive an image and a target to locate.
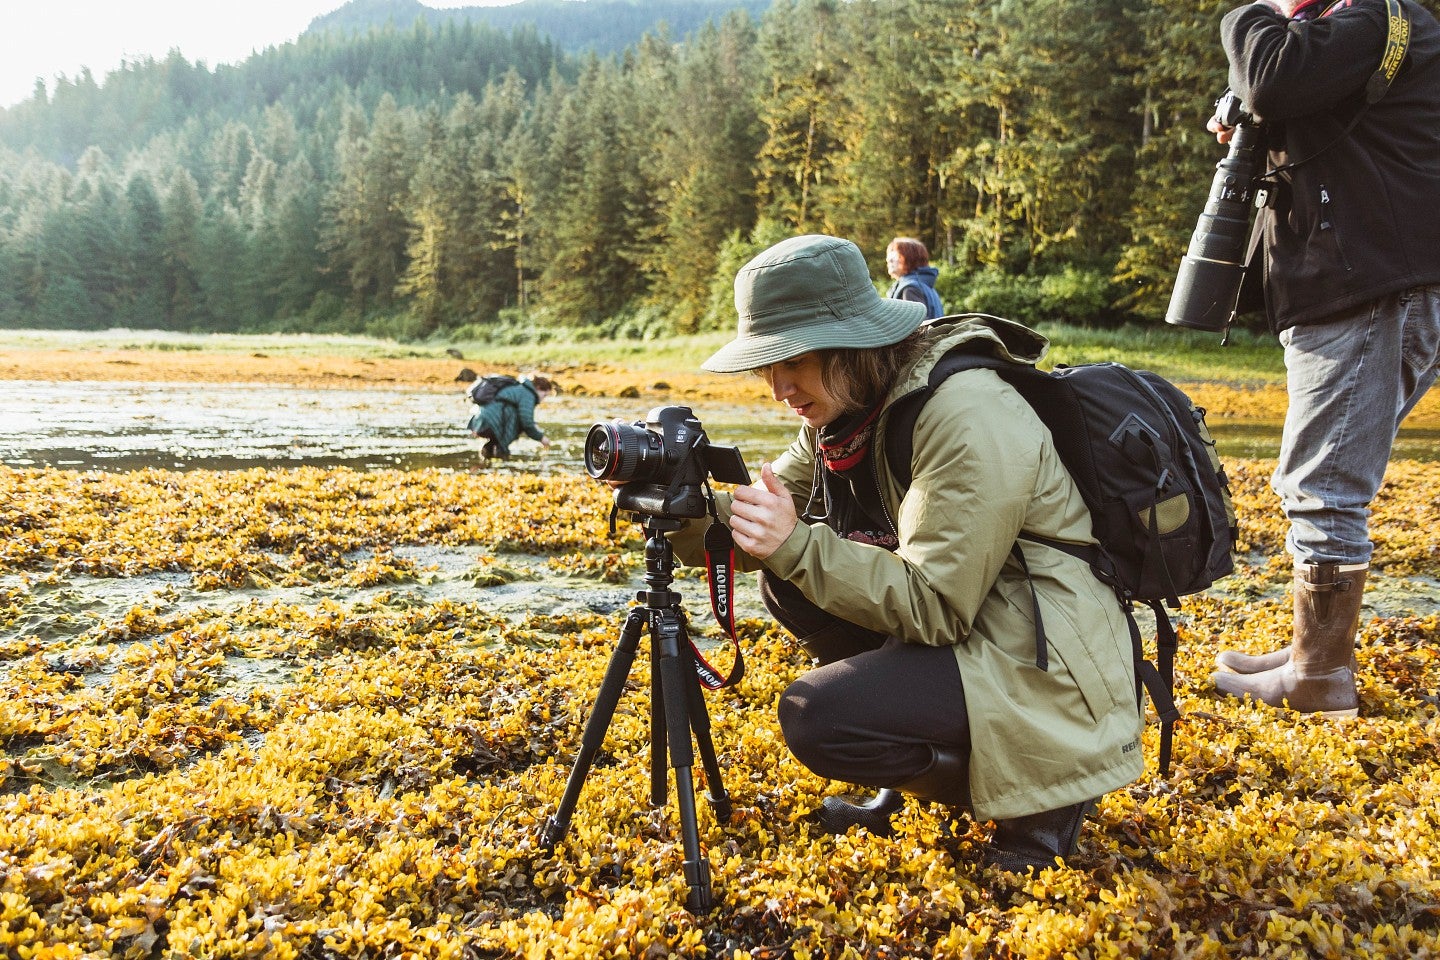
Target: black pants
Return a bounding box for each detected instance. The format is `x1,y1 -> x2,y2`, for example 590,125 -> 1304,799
477,434 -> 507,460
761,571 -> 971,789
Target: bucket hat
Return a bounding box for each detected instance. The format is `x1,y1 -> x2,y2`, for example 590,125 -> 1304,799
702,234 -> 927,373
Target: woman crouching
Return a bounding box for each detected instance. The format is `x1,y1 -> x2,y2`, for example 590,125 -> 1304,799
684,234 -> 1142,870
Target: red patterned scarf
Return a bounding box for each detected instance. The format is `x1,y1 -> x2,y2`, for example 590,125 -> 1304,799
818,405 -> 882,473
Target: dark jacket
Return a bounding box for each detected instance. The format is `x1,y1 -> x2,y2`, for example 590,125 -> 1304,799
467,378 -> 545,456
886,267 -> 946,320
1224,0 -> 1440,331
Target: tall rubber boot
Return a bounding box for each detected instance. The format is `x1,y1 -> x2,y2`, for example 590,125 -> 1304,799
894,745 -> 970,807
1215,563 -> 1366,674
987,798 -> 1098,872
817,747 -> 969,837
817,788 -> 905,837
1212,563 -> 1365,716
1215,644 -> 1292,674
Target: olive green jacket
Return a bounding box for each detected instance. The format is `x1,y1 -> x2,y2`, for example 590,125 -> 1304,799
677,316 -> 1144,819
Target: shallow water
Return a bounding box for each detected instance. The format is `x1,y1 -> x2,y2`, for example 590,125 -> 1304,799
0,380 -> 795,474
2,379 -> 1438,472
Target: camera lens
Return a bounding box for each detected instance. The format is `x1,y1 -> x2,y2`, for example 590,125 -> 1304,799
584,420 -> 662,482
1165,121 -> 1264,332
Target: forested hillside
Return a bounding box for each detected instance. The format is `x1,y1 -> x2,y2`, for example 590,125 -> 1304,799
2,0 -> 1434,338
308,0 -> 773,55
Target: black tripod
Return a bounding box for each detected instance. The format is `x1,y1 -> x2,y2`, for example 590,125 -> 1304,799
539,514 -> 732,913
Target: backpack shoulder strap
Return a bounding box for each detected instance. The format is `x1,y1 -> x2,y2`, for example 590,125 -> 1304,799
495,377 -> 526,406
884,346 -> 1045,489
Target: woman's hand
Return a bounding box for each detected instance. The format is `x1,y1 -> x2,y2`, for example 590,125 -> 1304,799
727,462 -> 797,560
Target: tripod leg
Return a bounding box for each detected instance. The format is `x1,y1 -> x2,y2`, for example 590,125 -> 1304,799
539,608 -> 645,849
654,611 -> 714,913
651,640 -> 666,807
680,625 -> 732,823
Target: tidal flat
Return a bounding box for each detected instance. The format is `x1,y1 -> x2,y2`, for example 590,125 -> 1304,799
1,334 -> 1438,958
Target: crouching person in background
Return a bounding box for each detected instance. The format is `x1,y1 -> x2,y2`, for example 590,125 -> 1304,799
468,375 -> 554,465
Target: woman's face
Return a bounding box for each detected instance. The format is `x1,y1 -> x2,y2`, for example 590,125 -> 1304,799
885,248 -> 907,279
761,352 -> 844,429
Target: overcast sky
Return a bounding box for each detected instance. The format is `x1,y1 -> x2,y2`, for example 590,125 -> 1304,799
0,1 -> 519,110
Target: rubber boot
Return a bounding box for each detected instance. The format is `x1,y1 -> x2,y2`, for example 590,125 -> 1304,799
817,789 -> 905,837
817,747 -> 969,837
1215,644 -> 1292,674
1216,641 -> 1358,675
987,798 -> 1098,872
1216,564 -> 1366,674
894,745 -> 971,808
1212,563 -> 1365,716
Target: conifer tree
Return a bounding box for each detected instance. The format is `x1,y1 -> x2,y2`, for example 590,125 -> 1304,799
322,96 -> 418,314
753,0 -> 846,232
160,167 -> 204,327
647,13 -> 763,330
121,173 -> 168,327
533,59 -> 656,324
825,0 -> 953,262
1115,0 -> 1236,318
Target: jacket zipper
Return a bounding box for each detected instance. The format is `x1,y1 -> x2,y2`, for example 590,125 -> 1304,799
870,450 -> 899,539
1317,183 -> 1353,272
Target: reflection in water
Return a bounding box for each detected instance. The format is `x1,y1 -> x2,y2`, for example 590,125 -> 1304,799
1215,420 -> 1440,462
2,379 -> 1437,473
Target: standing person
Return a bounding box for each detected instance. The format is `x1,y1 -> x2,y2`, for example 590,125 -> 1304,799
1206,0 -> 1440,715
673,235 -> 1142,869
468,375 -> 554,464
884,237 -> 946,320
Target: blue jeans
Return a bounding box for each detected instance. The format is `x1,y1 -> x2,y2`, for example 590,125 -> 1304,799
1273,285 -> 1440,565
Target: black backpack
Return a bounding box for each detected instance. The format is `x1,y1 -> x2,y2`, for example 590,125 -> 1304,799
468,374 -> 520,406
885,332 -> 1238,774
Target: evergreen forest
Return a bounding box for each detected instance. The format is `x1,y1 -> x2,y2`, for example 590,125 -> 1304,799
2,0 -> 1434,339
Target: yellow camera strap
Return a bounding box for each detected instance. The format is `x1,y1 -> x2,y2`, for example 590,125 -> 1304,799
1265,0 -> 1412,181
1368,0 -> 1412,102
1320,0 -> 1411,102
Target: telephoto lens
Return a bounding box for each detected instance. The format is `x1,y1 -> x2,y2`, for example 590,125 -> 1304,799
1165,94 -> 1264,332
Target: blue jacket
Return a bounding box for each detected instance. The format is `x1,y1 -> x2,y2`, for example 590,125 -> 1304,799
886,267 -> 946,320
467,378 -> 546,455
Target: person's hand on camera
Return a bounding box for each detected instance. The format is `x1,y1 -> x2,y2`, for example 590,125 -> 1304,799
728,462 -> 797,560
1207,115 -> 1235,144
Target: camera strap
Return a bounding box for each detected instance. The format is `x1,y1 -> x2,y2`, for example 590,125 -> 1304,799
1316,0 -> 1410,102
694,515 -> 746,690
1264,0 -> 1411,181
1366,0 -> 1412,102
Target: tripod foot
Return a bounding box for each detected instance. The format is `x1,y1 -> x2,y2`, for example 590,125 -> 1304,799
706,791 -> 733,824
538,816 -> 566,850
684,857 -> 714,913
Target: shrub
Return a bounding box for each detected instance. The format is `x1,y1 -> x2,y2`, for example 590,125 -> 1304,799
944,266 -> 1128,327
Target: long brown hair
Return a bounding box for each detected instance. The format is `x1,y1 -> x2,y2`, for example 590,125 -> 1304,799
818,330 -> 929,412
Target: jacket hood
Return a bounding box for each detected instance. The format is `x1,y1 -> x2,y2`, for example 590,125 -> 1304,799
912,265 -> 941,287
891,314 -> 1049,399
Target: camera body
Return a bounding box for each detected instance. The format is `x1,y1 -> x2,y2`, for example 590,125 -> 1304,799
1165,91 -> 1268,332
585,406 -> 750,519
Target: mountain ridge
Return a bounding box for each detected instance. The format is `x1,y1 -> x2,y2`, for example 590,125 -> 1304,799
305,0 -> 772,54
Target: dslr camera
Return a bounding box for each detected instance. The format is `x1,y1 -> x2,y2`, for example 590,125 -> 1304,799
1166,91 -> 1271,333
585,406 -> 750,519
